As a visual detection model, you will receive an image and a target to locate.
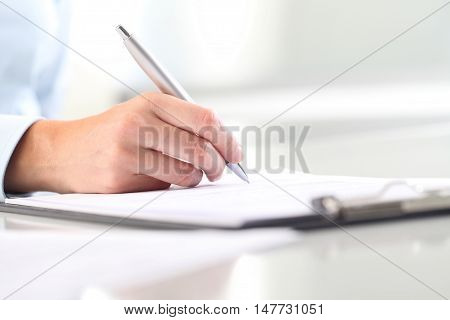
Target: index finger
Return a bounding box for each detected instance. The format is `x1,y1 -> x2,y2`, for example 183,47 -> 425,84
146,93 -> 242,163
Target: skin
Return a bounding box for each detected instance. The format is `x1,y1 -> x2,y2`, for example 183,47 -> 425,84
4,92 -> 242,194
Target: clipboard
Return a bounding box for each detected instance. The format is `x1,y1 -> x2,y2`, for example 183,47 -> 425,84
306,181 -> 450,229
0,201 -> 328,230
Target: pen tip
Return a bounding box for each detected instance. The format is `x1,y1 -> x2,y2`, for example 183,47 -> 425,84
227,163 -> 249,184
115,24 -> 131,40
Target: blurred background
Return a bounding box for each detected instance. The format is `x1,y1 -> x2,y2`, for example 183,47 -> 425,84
62,0 -> 450,177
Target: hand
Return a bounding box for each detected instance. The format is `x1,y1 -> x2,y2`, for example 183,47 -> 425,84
4,93 -> 242,194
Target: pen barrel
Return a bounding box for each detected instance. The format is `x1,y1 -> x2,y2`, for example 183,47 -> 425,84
124,37 -> 195,103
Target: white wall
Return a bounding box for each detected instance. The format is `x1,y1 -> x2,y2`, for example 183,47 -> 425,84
63,0 -> 450,118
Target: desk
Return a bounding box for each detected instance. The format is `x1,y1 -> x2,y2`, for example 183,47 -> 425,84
1,211 -> 450,299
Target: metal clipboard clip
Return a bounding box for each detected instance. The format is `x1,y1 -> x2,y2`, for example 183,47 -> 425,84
311,181 -> 450,223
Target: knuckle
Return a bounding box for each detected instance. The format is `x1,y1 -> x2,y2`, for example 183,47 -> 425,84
176,160 -> 194,175
178,170 -> 202,187
183,135 -> 204,161
172,162 -> 203,187
193,138 -> 211,160
198,108 -> 219,130
189,173 -> 202,187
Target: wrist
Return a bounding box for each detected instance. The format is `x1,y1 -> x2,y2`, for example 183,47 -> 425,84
4,120 -> 63,193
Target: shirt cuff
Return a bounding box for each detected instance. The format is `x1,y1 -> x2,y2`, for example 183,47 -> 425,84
0,115 -> 41,202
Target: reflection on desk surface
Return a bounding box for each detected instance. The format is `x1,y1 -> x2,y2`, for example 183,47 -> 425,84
0,225 -> 298,300
1,212 -> 449,299
117,216 -> 450,300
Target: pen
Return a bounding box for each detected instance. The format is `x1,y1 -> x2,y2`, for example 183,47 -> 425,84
115,25 -> 249,183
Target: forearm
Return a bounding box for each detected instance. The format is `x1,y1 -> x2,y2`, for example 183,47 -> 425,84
4,120 -> 62,193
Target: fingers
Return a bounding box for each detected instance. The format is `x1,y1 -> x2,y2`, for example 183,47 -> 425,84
139,117 -> 226,181
138,148 -> 204,187
144,93 -> 242,164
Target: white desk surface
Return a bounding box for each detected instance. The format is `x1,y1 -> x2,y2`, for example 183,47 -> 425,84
1,210 -> 449,300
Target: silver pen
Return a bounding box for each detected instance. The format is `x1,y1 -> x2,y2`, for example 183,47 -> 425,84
116,25 -> 249,183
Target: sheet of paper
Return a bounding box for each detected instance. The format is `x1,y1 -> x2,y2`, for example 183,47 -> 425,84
0,228 -> 299,299
6,173 -> 450,228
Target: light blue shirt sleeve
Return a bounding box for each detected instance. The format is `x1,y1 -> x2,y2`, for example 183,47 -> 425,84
0,0 -> 69,201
